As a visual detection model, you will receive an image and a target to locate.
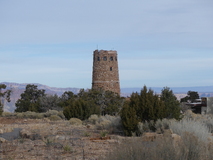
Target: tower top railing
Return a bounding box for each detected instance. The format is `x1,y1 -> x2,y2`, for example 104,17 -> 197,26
94,50 -> 117,54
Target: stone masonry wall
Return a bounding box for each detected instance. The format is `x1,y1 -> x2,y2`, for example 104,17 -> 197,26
92,50 -> 120,94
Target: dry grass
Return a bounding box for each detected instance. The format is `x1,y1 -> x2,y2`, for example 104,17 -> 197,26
103,132 -> 213,160
2,111 -> 213,159
87,114 -> 122,133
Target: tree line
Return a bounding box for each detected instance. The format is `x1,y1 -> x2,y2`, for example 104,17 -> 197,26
1,83 -> 200,136
14,84 -> 125,120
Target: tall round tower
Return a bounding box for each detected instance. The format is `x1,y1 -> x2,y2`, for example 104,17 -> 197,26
92,49 -> 120,94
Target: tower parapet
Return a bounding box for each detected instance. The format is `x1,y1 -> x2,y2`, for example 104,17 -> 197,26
92,50 -> 120,94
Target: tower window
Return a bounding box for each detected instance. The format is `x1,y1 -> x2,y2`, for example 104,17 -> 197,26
97,57 -> 100,61
115,57 -> 117,61
110,56 -> 113,61
110,67 -> 112,71
103,56 -> 107,61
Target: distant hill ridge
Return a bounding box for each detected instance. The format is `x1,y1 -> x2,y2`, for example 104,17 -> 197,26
1,82 -> 213,112
121,86 -> 213,94
2,82 -> 81,95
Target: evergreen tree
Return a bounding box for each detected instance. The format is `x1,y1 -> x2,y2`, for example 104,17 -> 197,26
39,94 -> 62,112
120,102 -> 139,136
77,88 -> 124,116
160,87 -> 181,119
0,84 -> 11,115
180,91 -> 199,103
62,88 -> 123,120
128,86 -> 166,122
15,84 -> 45,112
63,98 -> 100,120
120,86 -> 181,136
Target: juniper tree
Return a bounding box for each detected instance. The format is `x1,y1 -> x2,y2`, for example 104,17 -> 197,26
120,101 -> 139,136
120,86 -> 178,136
180,91 -> 199,103
160,87 -> 181,119
0,84 -> 11,115
15,84 -> 45,112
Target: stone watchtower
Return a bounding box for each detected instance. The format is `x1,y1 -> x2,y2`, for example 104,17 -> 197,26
92,50 -> 120,94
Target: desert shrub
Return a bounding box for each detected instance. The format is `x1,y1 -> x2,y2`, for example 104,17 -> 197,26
39,94 -> 62,112
45,110 -> 59,117
63,98 -> 100,120
57,111 -> 65,119
203,115 -> 213,133
69,118 -> 82,126
184,110 -> 198,119
169,118 -> 210,142
14,111 -> 44,119
103,137 -> 176,160
23,111 -> 38,119
48,115 -> 62,121
180,102 -> 191,113
97,120 -> 112,130
181,132 -> 205,160
83,131 -> 91,137
1,112 -> 14,117
136,122 -> 144,136
100,130 -> 108,137
155,118 -> 171,133
16,113 -> 24,118
103,132 -> 210,160
88,114 -> 122,133
14,110 -> 62,119
36,113 -> 45,119
88,114 -> 99,124
63,144 -> 72,152
183,110 -> 213,133
135,120 -> 158,136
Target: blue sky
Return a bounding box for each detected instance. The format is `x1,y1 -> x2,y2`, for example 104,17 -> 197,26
0,0 -> 213,88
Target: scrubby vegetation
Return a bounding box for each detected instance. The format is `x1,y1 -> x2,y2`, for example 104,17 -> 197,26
120,86 -> 181,136
87,114 -> 122,133
103,111 -> 213,160
14,85 -> 124,121
2,83 -> 213,159
2,110 -> 65,120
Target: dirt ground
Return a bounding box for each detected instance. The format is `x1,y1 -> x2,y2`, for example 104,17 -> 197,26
0,117 -> 121,160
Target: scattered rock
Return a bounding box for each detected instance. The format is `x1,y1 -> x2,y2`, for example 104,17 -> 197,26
56,135 -> 70,141
0,137 -> 7,143
19,129 -> 42,140
20,129 -> 31,138
0,129 -> 3,134
1,128 -> 22,141
4,127 -> 14,133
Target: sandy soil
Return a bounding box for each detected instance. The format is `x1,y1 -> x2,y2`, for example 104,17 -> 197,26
0,117 -> 120,160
